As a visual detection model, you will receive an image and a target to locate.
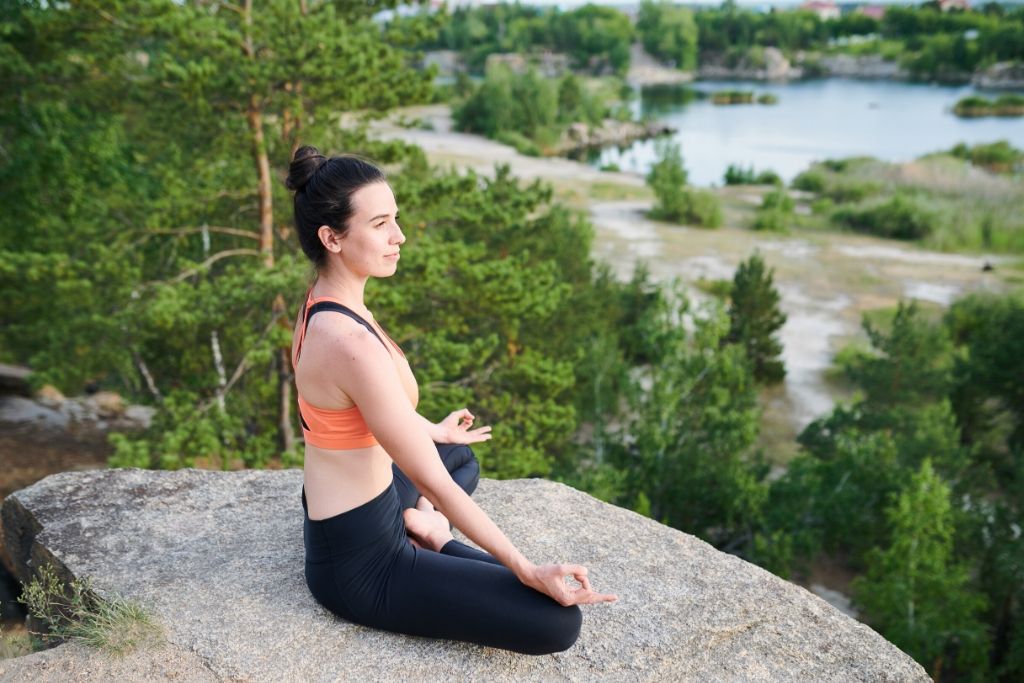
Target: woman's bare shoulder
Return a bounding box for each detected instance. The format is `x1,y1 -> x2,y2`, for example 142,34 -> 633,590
304,313 -> 391,369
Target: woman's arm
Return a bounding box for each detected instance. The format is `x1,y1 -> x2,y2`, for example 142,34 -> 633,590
416,413 -> 447,443
417,409 -> 492,445
334,328 -> 614,606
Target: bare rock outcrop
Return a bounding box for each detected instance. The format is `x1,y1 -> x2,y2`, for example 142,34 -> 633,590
1,469 -> 929,682
973,61 -> 1024,90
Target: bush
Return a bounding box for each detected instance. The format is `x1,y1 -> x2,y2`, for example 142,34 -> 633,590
644,139 -> 722,227
761,187 -> 795,213
647,139 -> 689,217
833,195 -> 936,240
494,130 -> 542,156
724,164 -> 782,186
753,209 -> 788,232
948,140 -> 1023,174
20,564 -> 164,655
681,188 -> 724,227
826,180 -> 881,203
792,170 -> 826,192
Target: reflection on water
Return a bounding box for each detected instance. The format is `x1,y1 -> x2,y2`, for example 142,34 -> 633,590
592,79 -> 1024,186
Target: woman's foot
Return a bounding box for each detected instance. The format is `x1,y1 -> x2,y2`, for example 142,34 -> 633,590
403,496 -> 453,552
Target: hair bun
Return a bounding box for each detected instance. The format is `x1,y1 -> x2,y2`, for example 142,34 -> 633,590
286,145 -> 327,192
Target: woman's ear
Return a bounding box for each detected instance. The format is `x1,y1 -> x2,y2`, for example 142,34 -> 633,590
318,225 -> 342,254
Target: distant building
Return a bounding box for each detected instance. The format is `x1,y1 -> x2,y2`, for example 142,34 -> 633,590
937,0 -> 971,11
801,1 -> 841,21
857,5 -> 887,21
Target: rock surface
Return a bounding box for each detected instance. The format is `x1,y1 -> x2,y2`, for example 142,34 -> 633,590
973,61 -> 1024,90
1,469 -> 929,682
817,54 -> 909,80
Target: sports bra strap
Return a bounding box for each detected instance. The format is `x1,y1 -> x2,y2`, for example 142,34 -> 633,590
304,302 -> 388,351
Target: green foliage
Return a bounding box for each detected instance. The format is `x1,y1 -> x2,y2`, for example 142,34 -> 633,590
424,3 -> 633,75
20,564 -> 164,655
454,65 -> 558,139
852,460 -> 989,678
726,253 -> 787,384
695,5 -> 829,56
637,0 -> 699,71
832,194 -> 936,240
557,4 -> 634,75
454,67 -> 608,151
946,292 -> 1024,457
646,140 -> 722,227
792,169 -> 826,192
753,187 -> 795,232
723,164 -> 781,186
948,140 -> 1024,174
954,94 -> 1024,118
610,292 -> 767,546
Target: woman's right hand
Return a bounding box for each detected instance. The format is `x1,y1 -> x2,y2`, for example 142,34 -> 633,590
519,562 -> 618,607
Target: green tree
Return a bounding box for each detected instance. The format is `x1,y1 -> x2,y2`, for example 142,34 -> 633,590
637,1 -> 699,70
557,4 -> 634,75
853,460 -> 989,678
726,253 -> 787,384
611,292 -> 766,547
646,139 -> 689,219
645,139 -> 723,227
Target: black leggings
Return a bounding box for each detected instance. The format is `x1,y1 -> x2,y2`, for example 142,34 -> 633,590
391,442 -> 480,510
301,445 -> 582,655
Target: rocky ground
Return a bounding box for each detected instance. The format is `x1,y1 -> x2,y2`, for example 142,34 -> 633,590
0,366 -> 154,650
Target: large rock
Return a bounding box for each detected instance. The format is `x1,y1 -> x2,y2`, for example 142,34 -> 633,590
1,469 -> 928,682
973,61 -> 1024,90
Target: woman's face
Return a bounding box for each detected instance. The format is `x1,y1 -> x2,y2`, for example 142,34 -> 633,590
336,181 -> 405,278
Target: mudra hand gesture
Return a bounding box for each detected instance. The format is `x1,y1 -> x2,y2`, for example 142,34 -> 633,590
405,499 -> 618,608
438,408 -> 492,445
520,563 -> 618,607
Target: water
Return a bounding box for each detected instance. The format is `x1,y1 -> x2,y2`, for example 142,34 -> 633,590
592,79 -> 1024,187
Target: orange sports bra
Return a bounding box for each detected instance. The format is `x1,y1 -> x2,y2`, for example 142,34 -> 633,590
292,289 -> 411,450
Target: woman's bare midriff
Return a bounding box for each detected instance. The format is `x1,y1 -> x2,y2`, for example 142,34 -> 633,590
303,442 -> 396,520
293,298 -> 419,521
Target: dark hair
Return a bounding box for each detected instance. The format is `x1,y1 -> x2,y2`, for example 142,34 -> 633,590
286,145 -> 387,269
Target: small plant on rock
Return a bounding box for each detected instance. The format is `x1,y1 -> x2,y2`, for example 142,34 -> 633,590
19,564 -> 164,657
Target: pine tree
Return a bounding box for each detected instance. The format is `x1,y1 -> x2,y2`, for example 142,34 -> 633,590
852,460 -> 989,679
726,252 -> 787,384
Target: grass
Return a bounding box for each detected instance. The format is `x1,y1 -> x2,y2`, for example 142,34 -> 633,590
18,564 -> 165,657
789,154 -> 1024,254
549,178 -> 652,207
0,624 -> 37,659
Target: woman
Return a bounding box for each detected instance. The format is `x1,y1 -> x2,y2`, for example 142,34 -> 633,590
288,146 -> 617,655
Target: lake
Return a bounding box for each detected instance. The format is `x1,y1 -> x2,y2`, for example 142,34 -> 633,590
590,78 -> 1024,187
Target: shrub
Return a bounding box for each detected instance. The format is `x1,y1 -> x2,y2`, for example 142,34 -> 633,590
826,180 -> 881,203
682,188 -> 724,227
948,140 -> 1023,174
647,139 -> 689,218
643,139 -> 722,228
833,195 -> 936,240
761,187 -> 795,213
753,209 -> 788,232
20,564 -> 164,656
494,131 -> 541,157
724,164 -> 782,186
792,170 -> 826,193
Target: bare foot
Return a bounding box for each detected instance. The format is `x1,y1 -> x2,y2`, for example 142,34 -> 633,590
403,499 -> 453,552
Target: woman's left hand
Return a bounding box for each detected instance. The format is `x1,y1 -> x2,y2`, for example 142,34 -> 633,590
438,408 -> 492,445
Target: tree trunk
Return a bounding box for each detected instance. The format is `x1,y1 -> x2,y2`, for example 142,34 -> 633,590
247,99 -> 274,269
243,0 -> 296,460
